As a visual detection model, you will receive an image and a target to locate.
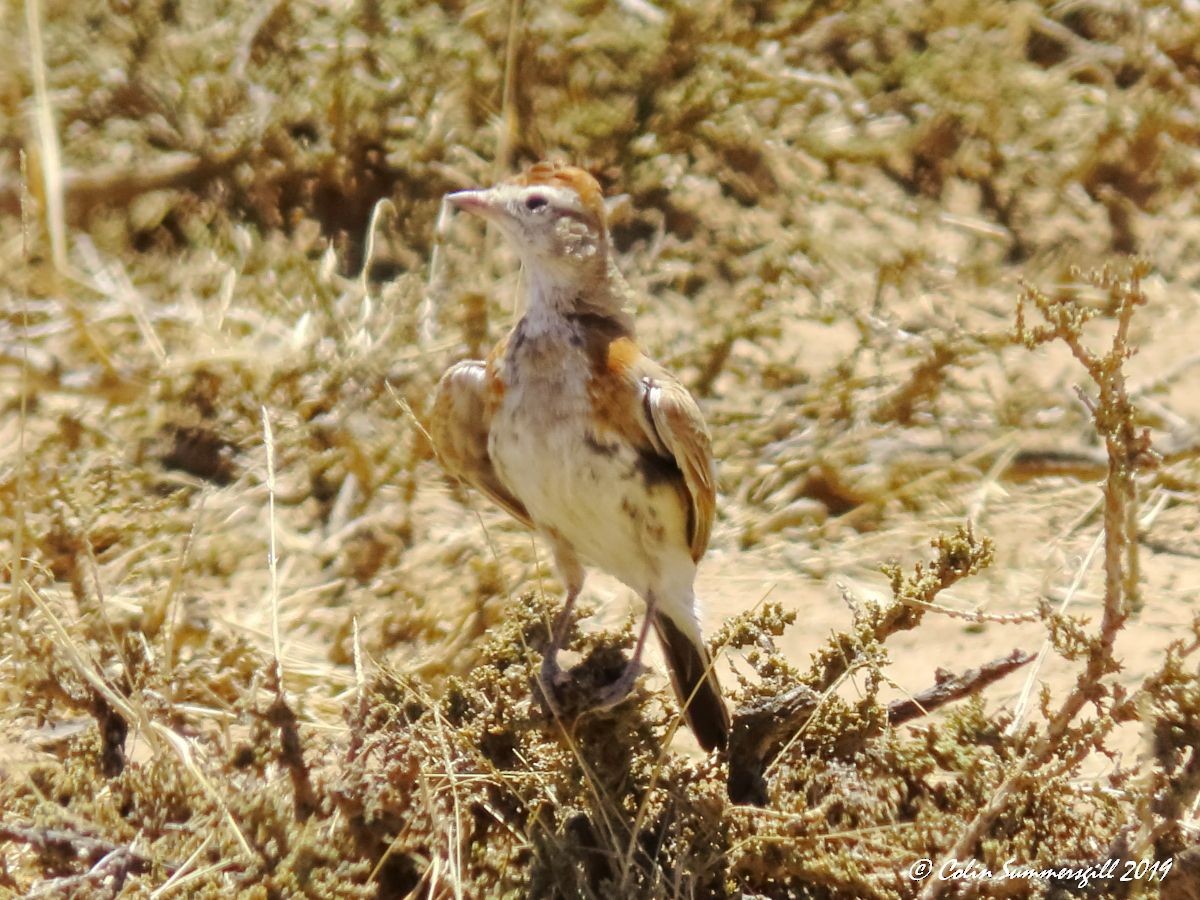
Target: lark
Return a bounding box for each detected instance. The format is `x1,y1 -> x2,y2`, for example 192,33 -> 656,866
430,162 -> 730,752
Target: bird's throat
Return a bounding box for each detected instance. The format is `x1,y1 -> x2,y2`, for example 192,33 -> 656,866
521,255 -> 634,334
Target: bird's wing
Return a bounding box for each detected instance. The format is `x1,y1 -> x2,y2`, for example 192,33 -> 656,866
639,371 -> 717,561
597,335 -> 716,562
429,357 -> 533,529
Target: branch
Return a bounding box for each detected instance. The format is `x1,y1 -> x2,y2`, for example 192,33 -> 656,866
726,649 -> 1033,805
0,823 -> 173,872
887,649 -> 1034,726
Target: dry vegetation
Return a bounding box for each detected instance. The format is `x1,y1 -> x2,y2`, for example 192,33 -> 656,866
3,0 -> 1200,897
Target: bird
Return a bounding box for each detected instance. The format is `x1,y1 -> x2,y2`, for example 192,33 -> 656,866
429,161 -> 730,753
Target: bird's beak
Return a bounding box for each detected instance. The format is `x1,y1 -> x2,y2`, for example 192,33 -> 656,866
446,189 -> 504,220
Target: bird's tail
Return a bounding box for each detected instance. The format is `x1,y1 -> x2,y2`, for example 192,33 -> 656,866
653,610 -> 730,752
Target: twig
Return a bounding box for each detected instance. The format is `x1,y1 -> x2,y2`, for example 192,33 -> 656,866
0,148 -> 247,222
0,823 -> 173,872
147,834 -> 215,899
262,407 -> 283,676
261,407 -> 316,820
421,197 -> 454,351
924,263 -> 1151,900
265,692 -> 319,821
614,0 -> 665,25
809,525 -> 998,696
887,649 -> 1034,726
727,685 -> 819,806
1008,529 -> 1103,734
24,0 -> 66,270
895,595 -> 1040,625
359,197 -> 395,296
9,154 -> 32,634
497,0 -> 524,174
727,649 -> 1034,805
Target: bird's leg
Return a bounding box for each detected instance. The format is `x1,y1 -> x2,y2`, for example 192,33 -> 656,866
539,542 -> 585,710
591,592 -> 655,709
540,581 -> 581,691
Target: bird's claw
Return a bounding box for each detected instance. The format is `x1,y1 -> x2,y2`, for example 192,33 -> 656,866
537,652 -> 646,718
538,652 -> 569,715
588,660 -> 647,711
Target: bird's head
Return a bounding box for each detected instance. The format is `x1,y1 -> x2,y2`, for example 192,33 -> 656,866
447,163 -> 609,286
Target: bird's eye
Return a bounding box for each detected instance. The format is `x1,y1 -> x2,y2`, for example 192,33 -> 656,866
525,195 -> 548,211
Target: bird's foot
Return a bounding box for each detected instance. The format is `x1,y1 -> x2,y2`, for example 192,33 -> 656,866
538,652 -> 571,715
589,659 -> 648,711
536,648 -> 645,720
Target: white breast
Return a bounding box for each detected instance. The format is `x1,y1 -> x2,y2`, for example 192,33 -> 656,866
489,332 -> 693,597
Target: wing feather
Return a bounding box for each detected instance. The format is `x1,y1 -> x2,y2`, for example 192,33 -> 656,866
430,359 -> 533,528
637,372 -> 716,562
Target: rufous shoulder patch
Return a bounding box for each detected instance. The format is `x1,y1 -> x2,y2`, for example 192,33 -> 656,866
512,162 -> 606,226
605,336 -> 640,375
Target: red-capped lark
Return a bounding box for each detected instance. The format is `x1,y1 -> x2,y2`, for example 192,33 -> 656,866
430,162 -> 730,752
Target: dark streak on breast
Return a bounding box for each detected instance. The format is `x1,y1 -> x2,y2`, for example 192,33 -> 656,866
584,433 -> 620,457
620,496 -> 639,522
